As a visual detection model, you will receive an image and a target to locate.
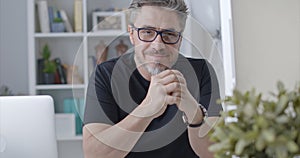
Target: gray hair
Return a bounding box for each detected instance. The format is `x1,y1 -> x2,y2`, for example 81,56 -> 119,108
128,0 -> 189,31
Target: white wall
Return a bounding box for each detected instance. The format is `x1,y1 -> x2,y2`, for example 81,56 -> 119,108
0,0 -> 28,94
232,0 -> 300,95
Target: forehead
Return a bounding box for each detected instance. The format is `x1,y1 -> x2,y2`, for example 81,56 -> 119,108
134,6 -> 181,31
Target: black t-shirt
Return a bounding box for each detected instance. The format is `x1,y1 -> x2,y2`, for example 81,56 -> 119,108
84,52 -> 222,158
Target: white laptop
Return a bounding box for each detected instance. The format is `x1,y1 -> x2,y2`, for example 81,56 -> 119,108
0,95 -> 58,158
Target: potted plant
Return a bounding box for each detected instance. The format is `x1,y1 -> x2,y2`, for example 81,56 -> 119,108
42,44 -> 57,84
51,17 -> 65,32
209,81 -> 300,158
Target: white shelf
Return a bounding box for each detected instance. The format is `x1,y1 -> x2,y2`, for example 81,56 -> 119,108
57,135 -> 83,141
36,84 -> 86,90
35,33 -> 84,38
87,31 -> 129,37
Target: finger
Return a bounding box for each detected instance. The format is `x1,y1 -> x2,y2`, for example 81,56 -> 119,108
171,91 -> 181,98
154,69 -> 173,79
174,74 -> 185,84
170,70 -> 186,84
165,95 -> 181,105
171,70 -> 183,77
159,73 -> 178,85
165,82 -> 182,94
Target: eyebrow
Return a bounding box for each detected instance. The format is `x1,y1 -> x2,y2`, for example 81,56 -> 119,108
140,25 -> 178,32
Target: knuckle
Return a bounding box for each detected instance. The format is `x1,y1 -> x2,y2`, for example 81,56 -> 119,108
176,82 -> 181,88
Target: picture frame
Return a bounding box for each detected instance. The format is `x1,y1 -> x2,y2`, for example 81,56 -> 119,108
92,12 -> 127,33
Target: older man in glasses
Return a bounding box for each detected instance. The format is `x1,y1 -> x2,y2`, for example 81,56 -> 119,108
83,0 -> 222,158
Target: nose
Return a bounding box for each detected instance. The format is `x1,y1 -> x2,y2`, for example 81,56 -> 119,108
151,34 -> 166,50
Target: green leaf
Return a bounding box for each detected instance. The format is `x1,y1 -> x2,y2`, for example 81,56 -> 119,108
275,115 -> 289,124
275,95 -> 289,114
212,126 -> 228,141
243,130 -> 258,140
275,146 -> 288,158
243,103 -> 256,118
53,17 -> 63,23
262,129 -> 275,143
228,123 -> 244,137
43,60 -> 57,73
255,134 -> 266,151
287,141 -> 299,153
256,116 -> 268,128
208,142 -> 224,152
277,81 -> 285,92
209,138 -> 231,152
235,139 -> 251,155
42,44 -> 51,60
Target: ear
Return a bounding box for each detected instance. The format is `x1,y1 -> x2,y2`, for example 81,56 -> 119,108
128,25 -> 135,45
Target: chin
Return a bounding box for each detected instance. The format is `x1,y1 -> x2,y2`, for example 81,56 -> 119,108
145,63 -> 168,75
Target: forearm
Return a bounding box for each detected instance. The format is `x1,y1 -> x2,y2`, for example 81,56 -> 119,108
83,109 -> 153,158
188,117 -> 219,158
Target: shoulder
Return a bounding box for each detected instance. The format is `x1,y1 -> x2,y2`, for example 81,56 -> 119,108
95,53 -> 136,80
184,57 -> 211,75
96,52 -> 135,72
186,58 -> 208,67
96,57 -> 119,72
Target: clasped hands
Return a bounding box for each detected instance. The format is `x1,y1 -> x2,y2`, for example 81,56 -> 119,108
133,69 -> 203,123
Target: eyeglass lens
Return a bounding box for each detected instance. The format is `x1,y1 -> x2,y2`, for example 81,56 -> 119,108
138,28 -> 180,44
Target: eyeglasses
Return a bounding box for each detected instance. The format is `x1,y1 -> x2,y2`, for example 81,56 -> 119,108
131,25 -> 181,44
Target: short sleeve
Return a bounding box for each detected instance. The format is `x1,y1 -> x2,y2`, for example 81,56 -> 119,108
199,60 -> 223,117
83,64 -> 119,125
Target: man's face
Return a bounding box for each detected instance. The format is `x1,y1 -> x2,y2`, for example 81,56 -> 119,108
129,6 -> 183,76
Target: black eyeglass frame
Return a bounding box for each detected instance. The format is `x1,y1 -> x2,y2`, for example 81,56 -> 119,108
131,25 -> 182,45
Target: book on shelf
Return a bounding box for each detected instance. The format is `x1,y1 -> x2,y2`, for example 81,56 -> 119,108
48,6 -> 54,32
59,10 -> 74,32
36,0 -> 50,33
37,59 -> 45,84
74,0 -> 83,32
54,58 -> 67,84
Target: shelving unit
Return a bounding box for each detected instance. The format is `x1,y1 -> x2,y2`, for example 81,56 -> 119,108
27,0 -> 131,157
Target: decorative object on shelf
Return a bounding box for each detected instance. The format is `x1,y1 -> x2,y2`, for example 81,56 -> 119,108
41,44 -> 57,84
92,11 -> 127,32
88,56 -> 97,76
95,40 -> 108,64
209,81 -> 300,158
51,17 -> 65,32
48,5 -> 72,33
115,39 -> 128,56
63,98 -> 85,135
66,65 -> 83,84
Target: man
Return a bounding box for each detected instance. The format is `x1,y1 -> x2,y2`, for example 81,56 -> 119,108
83,0 -> 222,157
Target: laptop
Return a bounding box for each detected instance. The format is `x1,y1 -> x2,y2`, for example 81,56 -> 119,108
0,95 -> 58,158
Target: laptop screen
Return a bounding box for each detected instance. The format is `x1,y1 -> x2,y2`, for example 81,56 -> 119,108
0,95 -> 58,158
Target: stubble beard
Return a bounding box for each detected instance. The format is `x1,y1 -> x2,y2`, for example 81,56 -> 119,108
135,52 -> 170,76
135,49 -> 178,76
144,62 -> 167,76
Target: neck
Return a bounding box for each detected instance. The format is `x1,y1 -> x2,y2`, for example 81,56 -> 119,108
133,55 -> 152,81
137,65 -> 152,81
